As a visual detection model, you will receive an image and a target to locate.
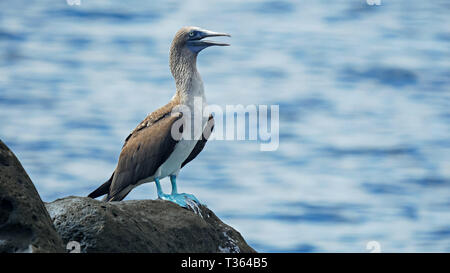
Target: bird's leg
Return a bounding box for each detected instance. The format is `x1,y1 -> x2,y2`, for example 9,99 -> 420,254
170,174 -> 178,195
166,174 -> 201,208
154,177 -> 171,200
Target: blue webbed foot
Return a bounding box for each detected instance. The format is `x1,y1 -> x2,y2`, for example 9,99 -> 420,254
154,175 -> 201,209
159,192 -> 201,208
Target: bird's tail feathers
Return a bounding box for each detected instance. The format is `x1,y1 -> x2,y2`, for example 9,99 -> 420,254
87,172 -> 114,199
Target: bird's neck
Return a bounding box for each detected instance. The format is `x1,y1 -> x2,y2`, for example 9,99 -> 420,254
170,48 -> 206,106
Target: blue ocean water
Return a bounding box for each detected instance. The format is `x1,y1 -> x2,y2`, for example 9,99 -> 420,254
0,0 -> 449,252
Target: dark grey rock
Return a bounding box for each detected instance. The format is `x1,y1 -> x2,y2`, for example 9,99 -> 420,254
0,139 -> 255,253
0,140 -> 65,253
46,196 -> 256,253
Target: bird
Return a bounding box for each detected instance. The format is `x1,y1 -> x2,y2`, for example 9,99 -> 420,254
87,26 -> 230,207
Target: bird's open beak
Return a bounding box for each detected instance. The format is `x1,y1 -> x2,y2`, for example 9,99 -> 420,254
188,30 -> 231,48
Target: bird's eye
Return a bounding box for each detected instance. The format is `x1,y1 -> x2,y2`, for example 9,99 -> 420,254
189,31 -> 195,37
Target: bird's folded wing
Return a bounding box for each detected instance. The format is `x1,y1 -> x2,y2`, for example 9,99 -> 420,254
109,111 -> 183,198
123,99 -> 179,147
181,114 -> 214,168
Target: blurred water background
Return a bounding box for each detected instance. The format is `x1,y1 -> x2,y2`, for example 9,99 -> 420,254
1,0 -> 449,252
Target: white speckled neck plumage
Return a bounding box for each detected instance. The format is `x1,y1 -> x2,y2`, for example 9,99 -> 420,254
178,69 -> 206,107
169,40 -> 207,107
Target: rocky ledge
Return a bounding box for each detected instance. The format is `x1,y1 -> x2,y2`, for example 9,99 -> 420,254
46,196 -> 255,253
0,140 -> 255,253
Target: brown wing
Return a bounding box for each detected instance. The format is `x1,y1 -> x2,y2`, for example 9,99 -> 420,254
123,99 -> 180,147
181,114 -> 214,168
106,100 -> 183,201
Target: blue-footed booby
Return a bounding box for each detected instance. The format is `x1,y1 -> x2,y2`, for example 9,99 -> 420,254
88,27 -> 230,207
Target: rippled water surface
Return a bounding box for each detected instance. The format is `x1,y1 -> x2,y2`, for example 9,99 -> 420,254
1,0 -> 449,252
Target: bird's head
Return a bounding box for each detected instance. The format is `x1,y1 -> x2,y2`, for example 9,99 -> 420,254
172,26 -> 230,55
169,26 -> 230,89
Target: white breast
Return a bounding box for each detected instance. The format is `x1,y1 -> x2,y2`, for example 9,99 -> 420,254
155,72 -> 208,179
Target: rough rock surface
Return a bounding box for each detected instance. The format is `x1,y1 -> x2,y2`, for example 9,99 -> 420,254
46,196 -> 256,253
0,140 -> 65,253
0,139 -> 255,253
